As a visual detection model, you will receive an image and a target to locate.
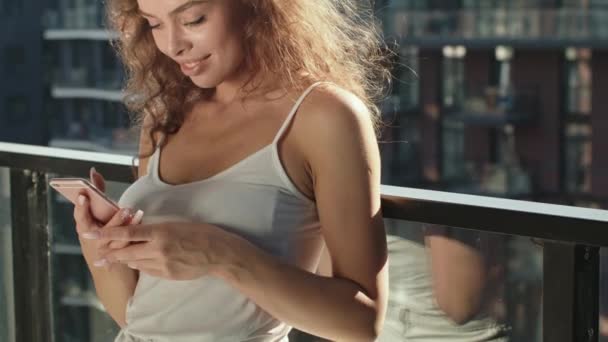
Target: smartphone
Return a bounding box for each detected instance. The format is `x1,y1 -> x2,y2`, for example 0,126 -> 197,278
49,178 -> 120,223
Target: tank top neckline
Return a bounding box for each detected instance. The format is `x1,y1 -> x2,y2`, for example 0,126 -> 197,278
149,81 -> 327,202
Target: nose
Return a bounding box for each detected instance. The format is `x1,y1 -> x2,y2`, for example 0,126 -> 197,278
166,26 -> 191,57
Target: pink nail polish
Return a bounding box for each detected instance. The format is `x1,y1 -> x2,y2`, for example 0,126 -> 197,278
94,259 -> 108,267
82,231 -> 100,240
132,210 -> 144,224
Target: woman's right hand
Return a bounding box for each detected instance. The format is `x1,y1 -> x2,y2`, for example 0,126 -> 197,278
88,168 -> 138,249
72,168 -> 141,258
73,194 -> 139,267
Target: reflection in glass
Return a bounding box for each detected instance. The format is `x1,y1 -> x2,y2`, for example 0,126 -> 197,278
379,219 -> 543,341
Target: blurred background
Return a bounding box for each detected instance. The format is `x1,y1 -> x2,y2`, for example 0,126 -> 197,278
376,0 -> 605,209
2,0 -> 605,206
1,0 -> 608,341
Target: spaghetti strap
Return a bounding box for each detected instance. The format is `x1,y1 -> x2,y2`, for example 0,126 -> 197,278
146,147 -> 160,176
272,81 -> 327,145
145,135 -> 165,176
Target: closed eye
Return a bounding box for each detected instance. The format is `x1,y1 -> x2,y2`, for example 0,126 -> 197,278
144,19 -> 161,30
185,16 -> 206,26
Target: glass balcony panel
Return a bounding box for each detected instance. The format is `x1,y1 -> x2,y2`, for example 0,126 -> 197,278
0,168 -> 15,342
48,173 -> 130,342
379,219 -> 542,342
46,194 -> 546,340
600,248 -> 608,341
44,167 -> 546,341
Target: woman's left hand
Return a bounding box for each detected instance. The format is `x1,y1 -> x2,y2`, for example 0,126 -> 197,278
82,222 -> 242,280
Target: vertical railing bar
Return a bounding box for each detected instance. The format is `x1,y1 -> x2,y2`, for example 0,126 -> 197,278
10,169 -> 53,342
543,242 -> 575,342
573,245 -> 599,342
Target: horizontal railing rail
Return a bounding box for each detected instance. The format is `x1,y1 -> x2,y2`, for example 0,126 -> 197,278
2,142 -> 607,245
0,141 -> 605,342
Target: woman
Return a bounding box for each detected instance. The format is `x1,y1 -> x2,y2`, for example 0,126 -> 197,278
72,0 -> 390,341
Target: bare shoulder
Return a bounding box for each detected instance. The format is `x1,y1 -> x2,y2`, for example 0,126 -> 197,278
294,83 -> 379,170
298,83 -> 373,132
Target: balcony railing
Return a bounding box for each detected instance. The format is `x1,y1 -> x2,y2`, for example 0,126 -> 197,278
1,141 -> 607,342
382,9 -> 608,47
43,6 -> 106,31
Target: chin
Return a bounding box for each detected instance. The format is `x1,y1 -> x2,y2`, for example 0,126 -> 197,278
189,75 -> 220,89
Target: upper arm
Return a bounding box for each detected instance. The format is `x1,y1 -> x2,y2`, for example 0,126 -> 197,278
425,229 -> 494,324
300,87 -> 388,301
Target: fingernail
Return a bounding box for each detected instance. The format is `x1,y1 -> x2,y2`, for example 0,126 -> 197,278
120,208 -> 133,221
82,231 -> 100,240
127,263 -> 138,269
78,195 -> 86,206
132,210 -> 144,224
94,259 -> 108,267
91,167 -> 97,174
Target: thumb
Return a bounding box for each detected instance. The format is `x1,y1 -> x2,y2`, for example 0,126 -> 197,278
90,167 -> 106,193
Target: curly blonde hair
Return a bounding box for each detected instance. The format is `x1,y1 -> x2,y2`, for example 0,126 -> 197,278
106,0 -> 393,165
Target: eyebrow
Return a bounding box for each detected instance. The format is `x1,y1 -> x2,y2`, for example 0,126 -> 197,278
138,0 -> 209,18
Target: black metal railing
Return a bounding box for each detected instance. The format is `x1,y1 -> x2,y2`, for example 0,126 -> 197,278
1,141 -> 607,342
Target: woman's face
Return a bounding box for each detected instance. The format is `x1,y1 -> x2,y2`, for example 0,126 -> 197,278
137,0 -> 246,89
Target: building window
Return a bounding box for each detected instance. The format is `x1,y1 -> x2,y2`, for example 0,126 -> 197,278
565,123 -> 592,193
442,45 -> 466,109
4,96 -> 29,124
3,45 -> 25,74
565,47 -> 592,115
563,47 -> 592,194
1,0 -> 22,15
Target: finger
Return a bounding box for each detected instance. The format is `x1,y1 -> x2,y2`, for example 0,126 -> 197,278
83,224 -> 154,242
106,210 -> 144,248
128,209 -> 144,225
90,167 -> 106,193
103,207 -> 136,230
127,262 -> 164,278
94,209 -> 144,247
98,243 -> 155,264
108,240 -> 130,250
73,194 -> 100,234
124,260 -> 162,272
99,241 -> 140,255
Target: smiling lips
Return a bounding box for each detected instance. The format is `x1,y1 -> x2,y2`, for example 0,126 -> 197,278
179,54 -> 211,75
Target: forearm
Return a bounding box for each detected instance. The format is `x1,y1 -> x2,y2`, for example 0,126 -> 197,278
79,238 -> 138,327
217,241 -> 383,341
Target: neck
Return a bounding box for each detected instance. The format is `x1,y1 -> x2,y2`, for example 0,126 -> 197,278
211,65 -> 282,105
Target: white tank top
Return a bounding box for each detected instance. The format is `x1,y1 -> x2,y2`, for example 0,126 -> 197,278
114,82 -> 326,342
